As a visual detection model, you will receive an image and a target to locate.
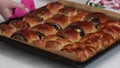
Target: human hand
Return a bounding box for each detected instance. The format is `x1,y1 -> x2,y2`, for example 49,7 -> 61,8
0,0 -> 27,20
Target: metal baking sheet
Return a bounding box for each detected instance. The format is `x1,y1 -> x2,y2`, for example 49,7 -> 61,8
0,1 -> 120,68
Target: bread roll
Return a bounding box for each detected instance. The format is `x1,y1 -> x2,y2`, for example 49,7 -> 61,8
32,35 -> 59,48
23,12 -> 44,27
46,2 -> 64,14
30,24 -> 57,36
98,20 -> 120,29
62,42 -> 97,62
99,20 -> 120,40
11,29 -> 40,43
67,21 -> 96,35
82,31 -> 115,51
0,24 -> 16,37
45,14 -> 69,30
58,6 -> 77,17
9,20 -> 30,30
33,7 -> 53,20
70,10 -> 89,22
56,28 -> 81,42
45,38 -> 72,50
84,12 -> 109,26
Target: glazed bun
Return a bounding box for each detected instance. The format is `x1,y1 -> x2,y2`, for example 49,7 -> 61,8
33,7 -> 53,20
46,2 -> 64,14
45,14 -> 70,30
58,6 -> 77,17
9,20 -> 30,30
0,24 -> 16,37
70,10 -> 89,22
23,12 -> 44,27
84,12 -> 109,26
30,24 -> 57,36
11,29 -> 40,43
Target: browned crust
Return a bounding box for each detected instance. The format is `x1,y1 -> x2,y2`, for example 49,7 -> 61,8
46,2 -> 64,14
30,24 -> 57,36
33,7 -> 53,20
0,24 -> 16,37
11,29 -> 40,43
45,14 -> 69,29
9,20 -> 30,30
23,12 -> 44,27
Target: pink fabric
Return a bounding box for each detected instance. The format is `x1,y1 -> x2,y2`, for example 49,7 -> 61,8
98,0 -> 120,10
9,0 -> 35,19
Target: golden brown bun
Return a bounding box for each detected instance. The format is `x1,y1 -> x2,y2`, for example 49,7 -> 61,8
0,24 -> 16,37
11,29 -> 40,43
32,35 -> 59,48
45,14 -> 69,30
46,2 -> 64,14
23,12 -> 44,27
30,24 -> 57,36
32,39 -> 47,48
56,28 -> 81,42
76,45 -> 97,62
33,7 -> 53,20
9,20 -> 30,30
62,42 -> 97,62
45,38 -> 72,50
100,26 -> 120,40
99,20 -> 120,40
70,10 -> 89,22
58,6 -> 77,17
84,12 -> 109,26
98,19 -> 120,29
67,21 -> 96,35
61,42 -> 83,53
82,31 -> 115,51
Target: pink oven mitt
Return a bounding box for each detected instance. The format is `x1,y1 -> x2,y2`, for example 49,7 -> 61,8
9,0 -> 35,19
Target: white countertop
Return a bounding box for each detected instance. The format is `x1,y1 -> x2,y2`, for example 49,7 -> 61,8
0,0 -> 120,68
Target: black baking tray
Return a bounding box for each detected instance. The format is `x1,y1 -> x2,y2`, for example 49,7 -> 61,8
0,18 -> 120,68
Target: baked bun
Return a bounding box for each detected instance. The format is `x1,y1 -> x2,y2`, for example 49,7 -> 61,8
67,21 -> 96,35
0,24 -> 16,37
84,12 -> 109,26
32,35 -> 61,48
76,45 -> 97,62
11,29 -> 40,43
99,20 -> 120,40
62,42 -> 97,62
23,12 -> 44,27
98,20 -> 120,29
70,10 -> 89,22
30,24 -> 57,36
56,28 -> 81,42
46,2 -> 64,14
58,6 -> 77,17
33,7 -> 53,20
100,25 -> 120,40
81,31 -> 115,51
45,38 -> 72,50
9,20 -> 30,30
45,14 -> 69,30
